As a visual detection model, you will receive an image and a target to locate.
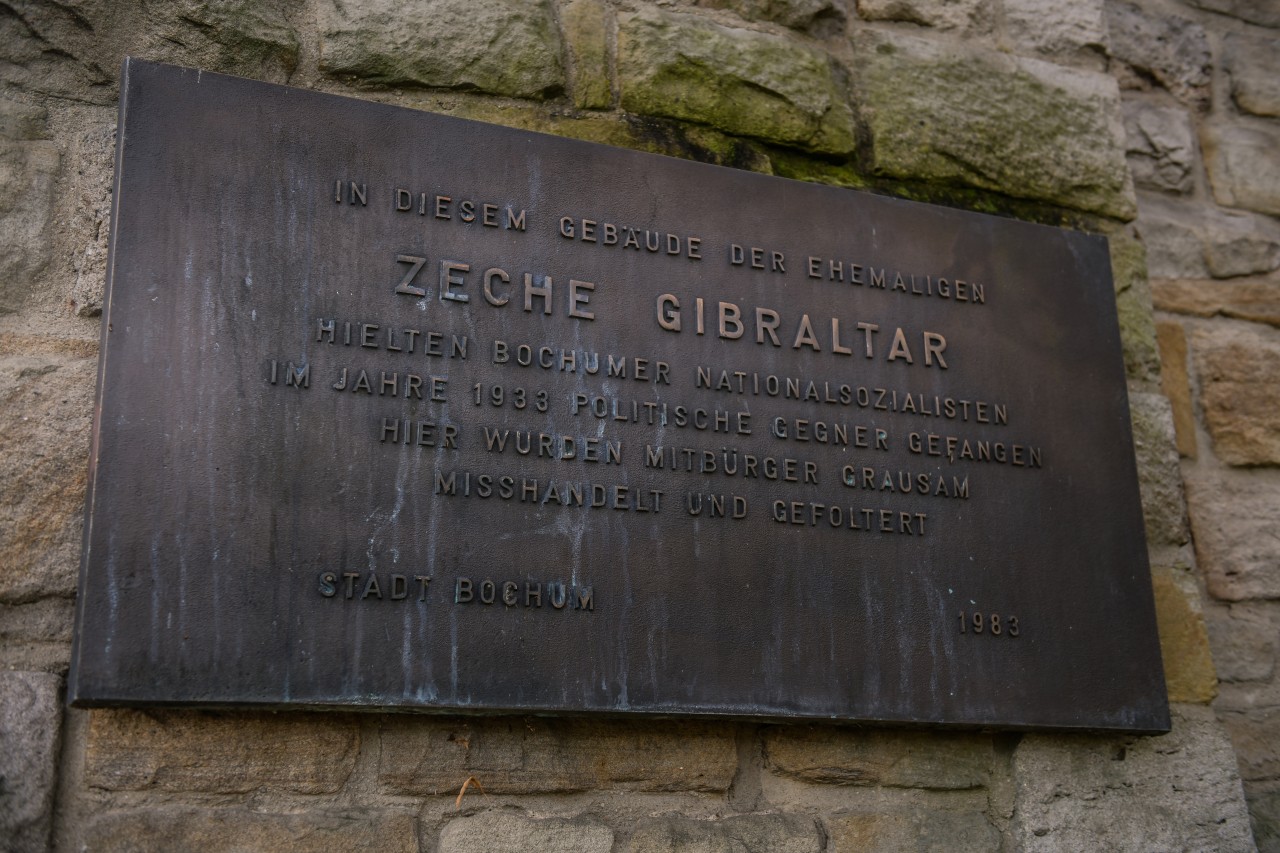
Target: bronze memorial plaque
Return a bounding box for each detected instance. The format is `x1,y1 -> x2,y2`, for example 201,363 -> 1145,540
70,59 -> 1170,732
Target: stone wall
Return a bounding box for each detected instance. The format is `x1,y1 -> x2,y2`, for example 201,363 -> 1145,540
1130,0 -> 1280,847
0,0 -> 1273,850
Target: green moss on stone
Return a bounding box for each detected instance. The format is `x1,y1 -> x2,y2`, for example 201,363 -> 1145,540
768,149 -> 867,188
561,0 -> 613,110
1129,393 -> 1190,546
424,99 -> 773,170
1109,231 -> 1162,385
179,0 -> 300,75
852,29 -> 1136,219
617,6 -> 854,154
320,0 -> 565,100
697,0 -> 846,34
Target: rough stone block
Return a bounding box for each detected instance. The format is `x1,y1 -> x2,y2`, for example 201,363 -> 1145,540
1110,232 -> 1160,384
1204,212 -> 1280,279
440,811 -> 613,853
1193,323 -> 1280,466
626,814 -> 823,853
1204,123 -> 1280,217
1141,199 -> 1208,277
1140,216 -> 1207,280
1219,667 -> 1280,720
617,6 -> 855,154
0,349 -> 97,603
0,1 -> 115,104
855,0 -> 992,33
319,0 -> 565,99
163,0 -> 299,78
1106,2 -> 1211,106
1139,197 -> 1280,280
696,0 -> 847,34
1222,708 -> 1280,783
0,102 -> 59,315
84,709 -> 360,793
1227,32 -> 1280,118
379,717 -> 737,794
1124,101 -> 1195,194
0,597 -> 74,674
826,809 -> 999,852
1204,601 -> 1277,683
5,2 -> 299,102
1153,279 -> 1280,329
850,29 -> 1134,219
0,98 -> 48,142
561,0 -> 612,110
0,672 -> 62,853
1010,704 -> 1254,851
1128,392 -> 1190,546
1186,0 -> 1280,26
65,122 -> 116,318
1250,787 -> 1280,853
1185,466 -> 1280,601
1151,567 -> 1217,703
1004,0 -> 1107,56
58,3 -> 298,89
764,726 -> 991,790
84,807 -> 417,853
1155,321 -> 1196,457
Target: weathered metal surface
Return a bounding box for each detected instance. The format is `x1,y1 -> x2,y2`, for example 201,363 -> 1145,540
69,60 -> 1170,732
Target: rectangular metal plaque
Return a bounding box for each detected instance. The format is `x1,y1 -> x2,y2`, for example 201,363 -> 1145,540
70,60 -> 1170,732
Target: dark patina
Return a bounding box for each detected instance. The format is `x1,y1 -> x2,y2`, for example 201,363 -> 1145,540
69,60 -> 1170,732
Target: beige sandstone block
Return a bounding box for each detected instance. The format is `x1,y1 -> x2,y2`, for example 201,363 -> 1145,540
85,709 -> 360,793
1010,705 -> 1254,851
827,810 -> 999,852
379,716 -> 737,795
1185,466 -> 1280,601
763,726 -> 992,790
1151,568 -> 1217,703
85,807 -> 417,853
626,814 -> 823,853
1153,280 -> 1280,329
1204,123 -> 1280,218
439,811 -> 613,853
0,347 -> 97,603
1155,322 -> 1197,457
1193,323 -> 1280,466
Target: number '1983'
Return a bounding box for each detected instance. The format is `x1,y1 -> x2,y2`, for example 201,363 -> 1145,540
958,611 -> 1020,637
